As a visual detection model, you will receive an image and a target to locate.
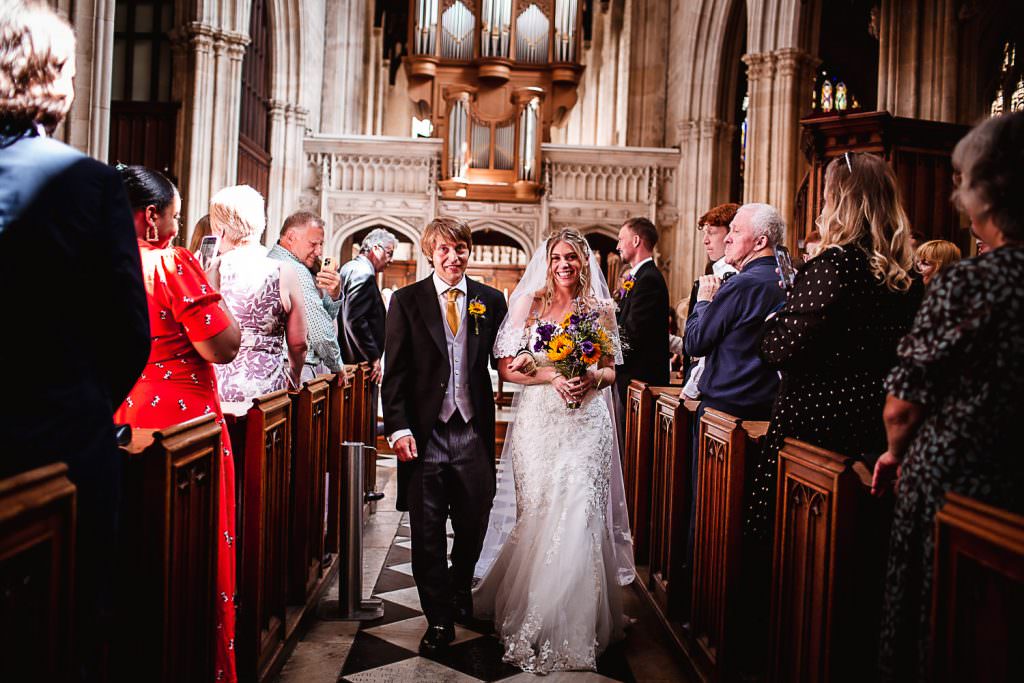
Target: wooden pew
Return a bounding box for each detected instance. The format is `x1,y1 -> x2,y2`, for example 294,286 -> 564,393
931,492 -> 1024,683
623,380 -> 678,563
325,368 -> 355,556
0,463 -> 76,683
647,393 -> 699,622
225,390 -> 292,683
689,409 -> 767,682
116,415 -> 222,683
768,438 -> 891,683
350,362 -> 379,514
289,377 -> 330,604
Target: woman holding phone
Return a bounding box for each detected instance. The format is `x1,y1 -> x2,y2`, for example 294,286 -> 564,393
113,165 -> 241,683
208,184 -> 308,399
748,152 -> 923,545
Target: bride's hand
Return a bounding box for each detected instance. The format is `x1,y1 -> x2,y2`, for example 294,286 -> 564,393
550,374 -> 574,401
567,371 -> 597,400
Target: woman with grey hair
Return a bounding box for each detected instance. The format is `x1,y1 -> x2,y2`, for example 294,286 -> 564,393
210,184 -> 308,399
871,111 -> 1024,682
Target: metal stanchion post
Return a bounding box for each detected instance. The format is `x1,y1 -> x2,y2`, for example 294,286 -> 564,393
320,441 -> 384,620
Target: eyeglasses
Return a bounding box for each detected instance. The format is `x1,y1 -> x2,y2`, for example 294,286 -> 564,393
376,245 -> 395,262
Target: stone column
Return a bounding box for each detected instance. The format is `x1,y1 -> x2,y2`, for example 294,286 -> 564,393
625,0 -> 669,147
265,99 -> 289,238
208,30 -> 248,195
61,0 -> 115,158
877,0 -> 959,123
174,22 -> 218,234
742,48 -> 816,232
770,47 -> 817,233
321,0 -> 368,134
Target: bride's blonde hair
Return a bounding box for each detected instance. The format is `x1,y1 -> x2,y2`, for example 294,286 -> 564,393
816,152 -> 914,292
537,228 -> 593,314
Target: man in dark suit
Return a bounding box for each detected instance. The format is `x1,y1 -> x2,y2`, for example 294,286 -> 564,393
0,3 -> 150,678
338,227 -> 396,383
614,216 -> 670,430
381,217 -> 507,656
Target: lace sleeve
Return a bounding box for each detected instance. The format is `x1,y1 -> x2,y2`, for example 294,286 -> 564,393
493,293 -> 534,358
592,297 -> 624,365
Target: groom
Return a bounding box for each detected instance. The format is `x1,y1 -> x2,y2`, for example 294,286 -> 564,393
382,216 -> 508,656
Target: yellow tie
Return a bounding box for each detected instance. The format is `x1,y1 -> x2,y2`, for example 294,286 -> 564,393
446,288 -> 461,335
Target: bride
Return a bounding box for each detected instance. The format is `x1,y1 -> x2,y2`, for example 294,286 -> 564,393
473,228 -> 635,674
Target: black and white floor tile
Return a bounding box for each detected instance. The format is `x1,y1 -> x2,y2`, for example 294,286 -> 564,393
276,453 -> 693,683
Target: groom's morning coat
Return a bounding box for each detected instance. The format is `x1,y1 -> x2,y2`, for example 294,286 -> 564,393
382,275 -> 508,511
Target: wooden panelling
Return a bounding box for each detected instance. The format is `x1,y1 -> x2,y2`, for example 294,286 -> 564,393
117,415 -> 221,683
0,464 -> 76,683
289,379 -> 330,603
769,438 -> 891,683
690,409 -> 748,679
647,394 -> 698,621
325,369 -> 355,556
931,492 -> 1024,683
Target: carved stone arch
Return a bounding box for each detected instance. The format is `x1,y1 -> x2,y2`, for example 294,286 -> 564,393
464,219 -> 536,255
327,214 -> 423,261
577,224 -> 619,240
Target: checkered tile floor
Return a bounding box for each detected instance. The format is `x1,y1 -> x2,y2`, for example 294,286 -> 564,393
337,514 -> 636,683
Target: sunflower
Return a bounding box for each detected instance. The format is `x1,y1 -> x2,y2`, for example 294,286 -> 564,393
468,301 -> 486,316
547,334 -> 574,362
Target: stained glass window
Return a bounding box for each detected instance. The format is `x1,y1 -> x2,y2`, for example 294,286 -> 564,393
990,42 -> 1023,116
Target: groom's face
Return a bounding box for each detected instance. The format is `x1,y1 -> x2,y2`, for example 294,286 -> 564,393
431,237 -> 470,286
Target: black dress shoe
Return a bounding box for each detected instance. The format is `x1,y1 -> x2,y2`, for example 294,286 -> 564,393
453,592 -> 474,625
419,624 -> 455,657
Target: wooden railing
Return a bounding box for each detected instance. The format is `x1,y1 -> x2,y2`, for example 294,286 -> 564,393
768,438 -> 891,683
931,492 -> 1024,683
0,463 -> 76,683
116,415 -> 223,683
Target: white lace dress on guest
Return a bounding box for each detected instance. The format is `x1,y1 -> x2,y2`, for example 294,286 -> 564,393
473,308 -> 631,674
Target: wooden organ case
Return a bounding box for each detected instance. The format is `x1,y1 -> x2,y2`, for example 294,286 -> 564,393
405,0 -> 585,203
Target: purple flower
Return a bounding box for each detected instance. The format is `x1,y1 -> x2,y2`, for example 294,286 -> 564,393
533,339 -> 545,352
537,323 -> 555,341
580,340 -> 595,355
569,314 -> 580,325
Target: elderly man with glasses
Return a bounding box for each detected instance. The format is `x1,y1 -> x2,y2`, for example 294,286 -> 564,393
339,227 -> 398,382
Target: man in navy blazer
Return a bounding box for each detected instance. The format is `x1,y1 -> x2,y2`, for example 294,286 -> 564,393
0,4 -> 150,677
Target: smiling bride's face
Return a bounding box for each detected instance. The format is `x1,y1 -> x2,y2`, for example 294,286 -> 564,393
548,240 -> 582,293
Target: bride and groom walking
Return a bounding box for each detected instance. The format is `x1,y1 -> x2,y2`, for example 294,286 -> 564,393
382,217 -> 642,675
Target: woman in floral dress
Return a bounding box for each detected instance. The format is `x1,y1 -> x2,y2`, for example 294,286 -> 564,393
871,112 -> 1024,681
113,165 -> 241,682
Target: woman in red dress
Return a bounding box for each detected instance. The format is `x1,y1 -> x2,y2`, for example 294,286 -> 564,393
114,165 -> 241,682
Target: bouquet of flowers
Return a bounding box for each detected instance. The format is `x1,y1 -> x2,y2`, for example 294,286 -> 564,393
533,305 -> 615,409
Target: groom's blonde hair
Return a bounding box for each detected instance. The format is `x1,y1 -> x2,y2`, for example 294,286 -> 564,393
421,216 -> 473,258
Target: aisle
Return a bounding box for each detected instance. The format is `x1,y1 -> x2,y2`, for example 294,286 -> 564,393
275,454 -> 693,683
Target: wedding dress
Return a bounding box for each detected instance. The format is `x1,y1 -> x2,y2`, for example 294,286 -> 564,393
473,243 -> 635,674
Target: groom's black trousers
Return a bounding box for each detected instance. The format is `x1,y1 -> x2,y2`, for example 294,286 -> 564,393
408,414 -> 495,627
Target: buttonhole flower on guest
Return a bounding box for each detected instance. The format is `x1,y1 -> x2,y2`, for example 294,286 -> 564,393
468,297 -> 486,334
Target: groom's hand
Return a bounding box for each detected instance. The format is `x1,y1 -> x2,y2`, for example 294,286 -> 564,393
508,351 -> 537,376
394,435 -> 418,462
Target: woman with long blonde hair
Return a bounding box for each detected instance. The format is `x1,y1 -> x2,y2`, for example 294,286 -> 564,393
473,226 -> 634,674
748,153 -> 924,578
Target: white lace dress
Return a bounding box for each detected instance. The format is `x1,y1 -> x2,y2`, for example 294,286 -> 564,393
473,320 -> 627,674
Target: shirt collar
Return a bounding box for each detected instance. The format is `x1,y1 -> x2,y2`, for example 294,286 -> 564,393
271,243 -> 302,265
433,272 -> 467,297
632,256 -> 654,273
356,254 -> 375,271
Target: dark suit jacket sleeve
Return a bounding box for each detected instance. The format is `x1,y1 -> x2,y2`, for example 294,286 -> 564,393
381,291 -> 413,435
344,269 -> 384,361
620,269 -> 669,357
489,291 -> 509,369
96,168 -> 151,407
684,285 -> 741,358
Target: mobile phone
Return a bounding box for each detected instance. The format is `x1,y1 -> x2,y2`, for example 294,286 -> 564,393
197,235 -> 220,269
774,245 -> 797,290
322,256 -> 338,273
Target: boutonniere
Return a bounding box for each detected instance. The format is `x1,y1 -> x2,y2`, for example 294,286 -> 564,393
468,297 -> 487,334
615,272 -> 636,302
